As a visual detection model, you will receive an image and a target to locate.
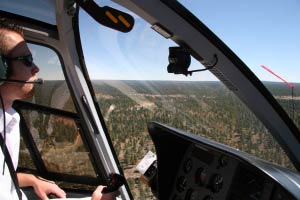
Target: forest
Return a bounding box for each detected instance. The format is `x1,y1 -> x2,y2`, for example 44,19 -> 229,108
17,80 -> 300,199
92,80 -> 300,199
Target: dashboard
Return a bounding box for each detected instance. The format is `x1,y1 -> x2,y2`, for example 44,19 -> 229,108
147,122 -> 300,200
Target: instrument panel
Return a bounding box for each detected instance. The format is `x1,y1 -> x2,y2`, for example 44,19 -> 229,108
171,144 -> 238,200
147,122 -> 299,200
170,143 -> 296,200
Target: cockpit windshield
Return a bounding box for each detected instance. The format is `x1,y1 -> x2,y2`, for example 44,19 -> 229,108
79,0 -> 298,199
178,0 -> 300,129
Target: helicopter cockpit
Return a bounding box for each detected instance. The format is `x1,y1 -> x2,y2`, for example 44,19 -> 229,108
1,0 -> 300,199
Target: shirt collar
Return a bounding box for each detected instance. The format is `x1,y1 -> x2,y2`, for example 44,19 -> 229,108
0,108 -> 19,134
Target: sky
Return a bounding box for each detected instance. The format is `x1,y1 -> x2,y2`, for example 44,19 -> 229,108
181,0 -> 300,83
79,0 -> 300,83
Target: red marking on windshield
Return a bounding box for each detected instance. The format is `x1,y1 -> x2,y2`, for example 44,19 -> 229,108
261,65 -> 295,89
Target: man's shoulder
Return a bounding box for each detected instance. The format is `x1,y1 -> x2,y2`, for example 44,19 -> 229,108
0,107 -> 21,124
7,107 -> 20,119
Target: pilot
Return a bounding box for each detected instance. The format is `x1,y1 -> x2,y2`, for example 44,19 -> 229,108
0,19 -> 120,200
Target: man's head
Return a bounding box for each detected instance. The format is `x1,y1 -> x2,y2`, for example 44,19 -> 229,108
0,19 -> 39,102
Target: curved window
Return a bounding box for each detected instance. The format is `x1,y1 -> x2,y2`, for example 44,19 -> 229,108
27,43 -> 75,113
79,1 -> 295,199
178,0 -> 300,129
17,43 -> 97,191
19,108 -> 95,177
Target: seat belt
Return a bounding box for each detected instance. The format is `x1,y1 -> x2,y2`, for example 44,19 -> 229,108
0,134 -> 22,200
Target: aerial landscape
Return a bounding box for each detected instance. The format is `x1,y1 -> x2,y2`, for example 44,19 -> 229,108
93,80 -> 299,198
18,80 -> 300,199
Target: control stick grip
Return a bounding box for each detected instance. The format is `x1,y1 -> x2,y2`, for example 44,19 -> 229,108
102,173 -> 126,193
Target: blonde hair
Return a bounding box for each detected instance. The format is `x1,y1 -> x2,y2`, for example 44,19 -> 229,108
0,18 -> 24,55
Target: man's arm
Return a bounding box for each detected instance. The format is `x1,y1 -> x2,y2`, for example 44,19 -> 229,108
17,173 -> 66,200
18,173 -> 121,200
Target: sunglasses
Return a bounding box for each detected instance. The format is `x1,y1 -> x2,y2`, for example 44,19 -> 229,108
7,54 -> 34,67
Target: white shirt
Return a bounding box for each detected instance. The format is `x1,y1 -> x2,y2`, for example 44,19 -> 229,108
0,108 -> 122,200
0,108 -> 27,200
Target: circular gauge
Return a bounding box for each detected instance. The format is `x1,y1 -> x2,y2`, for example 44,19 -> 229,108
210,174 -> 223,193
218,155 -> 228,168
195,167 -> 207,186
183,158 -> 193,173
185,188 -> 201,200
177,176 -> 187,192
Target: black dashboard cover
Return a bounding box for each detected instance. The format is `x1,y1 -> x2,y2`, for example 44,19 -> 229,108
148,122 -> 300,200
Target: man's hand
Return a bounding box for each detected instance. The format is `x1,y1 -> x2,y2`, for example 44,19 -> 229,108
17,173 -> 66,200
91,186 -> 120,200
32,176 -> 66,200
